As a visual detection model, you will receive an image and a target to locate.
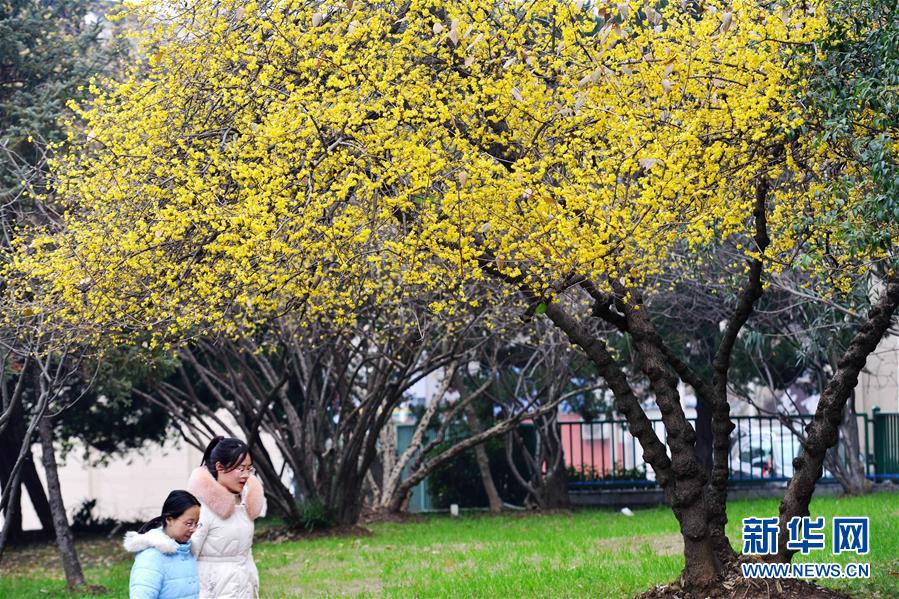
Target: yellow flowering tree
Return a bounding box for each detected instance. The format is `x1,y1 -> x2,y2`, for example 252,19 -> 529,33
16,0 -> 898,590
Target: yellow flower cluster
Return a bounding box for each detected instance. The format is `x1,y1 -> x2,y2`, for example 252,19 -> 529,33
11,0 -> 833,343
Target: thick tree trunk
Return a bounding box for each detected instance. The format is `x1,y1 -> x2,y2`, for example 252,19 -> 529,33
541,300 -> 719,589
333,495 -> 363,527
326,465 -> 361,526
774,272 -> 899,563
464,405 -> 503,513
618,288 -> 721,589
330,412 -> 390,527
37,416 -> 85,589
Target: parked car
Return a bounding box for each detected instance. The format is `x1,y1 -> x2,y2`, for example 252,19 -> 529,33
729,426 -> 803,480
729,425 -> 839,481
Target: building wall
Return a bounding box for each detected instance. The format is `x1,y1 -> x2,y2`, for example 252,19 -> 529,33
857,334 -> 899,414
17,439 -> 202,530
14,413 -> 286,531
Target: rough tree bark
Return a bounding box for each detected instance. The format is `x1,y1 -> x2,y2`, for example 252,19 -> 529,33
536,303 -> 725,581
616,288 -> 721,588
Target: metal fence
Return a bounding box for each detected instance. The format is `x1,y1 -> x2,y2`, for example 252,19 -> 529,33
561,412 -> 899,490
873,408 -> 899,481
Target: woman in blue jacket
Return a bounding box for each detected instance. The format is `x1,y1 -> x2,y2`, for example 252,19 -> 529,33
125,490 -> 201,599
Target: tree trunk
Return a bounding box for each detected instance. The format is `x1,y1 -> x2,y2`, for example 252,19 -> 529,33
37,416 -> 85,589
774,272 -> 899,563
0,448 -> 24,547
0,466 -> 22,560
533,467 -> 571,510
618,290 -> 721,589
694,395 -> 714,476
464,404 -> 503,513
330,471 -> 365,527
20,455 -> 54,534
0,401 -> 53,543
542,299 -> 720,590
830,395 -> 870,495
537,414 -> 571,510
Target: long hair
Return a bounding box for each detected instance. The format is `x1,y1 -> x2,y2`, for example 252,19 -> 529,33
201,436 -> 250,479
137,490 -> 200,534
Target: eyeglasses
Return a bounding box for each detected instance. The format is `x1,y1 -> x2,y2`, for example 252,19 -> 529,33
233,465 -> 256,475
176,519 -> 201,530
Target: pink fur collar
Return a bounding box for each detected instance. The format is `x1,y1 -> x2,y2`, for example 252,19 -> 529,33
187,466 -> 265,520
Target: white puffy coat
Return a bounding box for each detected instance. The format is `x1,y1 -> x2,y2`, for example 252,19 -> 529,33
187,467 -> 266,599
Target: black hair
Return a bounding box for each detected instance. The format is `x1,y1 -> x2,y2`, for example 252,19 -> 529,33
201,436 -> 250,479
138,490 -> 200,534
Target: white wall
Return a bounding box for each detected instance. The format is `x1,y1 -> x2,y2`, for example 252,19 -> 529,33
857,334 -> 899,414
14,439 -> 202,530
9,411 -> 287,531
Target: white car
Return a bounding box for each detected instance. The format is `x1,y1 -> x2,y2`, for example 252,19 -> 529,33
729,426 -> 803,480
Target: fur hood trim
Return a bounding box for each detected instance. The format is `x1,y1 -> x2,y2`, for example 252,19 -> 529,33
187,466 -> 264,520
123,527 -> 180,554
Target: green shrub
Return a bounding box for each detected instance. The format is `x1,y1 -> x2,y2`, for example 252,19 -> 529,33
289,499 -> 334,532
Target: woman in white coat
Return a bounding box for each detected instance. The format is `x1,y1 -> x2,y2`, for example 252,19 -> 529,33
187,436 -> 266,599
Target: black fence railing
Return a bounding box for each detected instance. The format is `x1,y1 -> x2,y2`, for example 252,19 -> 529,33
560,412 -> 898,490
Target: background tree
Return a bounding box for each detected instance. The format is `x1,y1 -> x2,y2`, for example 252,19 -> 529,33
500,323 -> 602,510
0,319 -> 91,588
0,4 -> 151,591
640,247 -> 878,497
0,0 -> 127,556
769,0 -> 899,562
137,296 -> 485,528
376,312 -> 602,513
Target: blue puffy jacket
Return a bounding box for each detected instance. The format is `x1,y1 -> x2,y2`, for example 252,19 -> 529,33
125,528 -> 199,599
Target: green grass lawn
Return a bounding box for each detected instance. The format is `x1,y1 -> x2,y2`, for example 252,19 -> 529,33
1,492 -> 896,598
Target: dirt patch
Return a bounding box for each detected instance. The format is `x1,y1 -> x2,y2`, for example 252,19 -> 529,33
595,534 -> 683,557
2,535 -> 127,576
636,557 -> 852,599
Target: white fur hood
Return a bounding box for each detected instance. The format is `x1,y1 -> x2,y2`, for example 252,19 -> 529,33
123,528 -> 181,554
